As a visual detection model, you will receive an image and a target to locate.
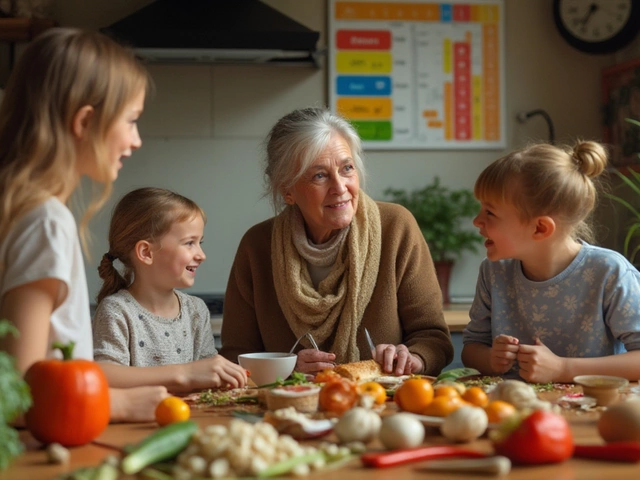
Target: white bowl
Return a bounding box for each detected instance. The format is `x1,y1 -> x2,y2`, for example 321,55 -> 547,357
238,352 -> 297,387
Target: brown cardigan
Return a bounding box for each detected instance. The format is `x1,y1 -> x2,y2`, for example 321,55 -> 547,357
220,201 -> 454,376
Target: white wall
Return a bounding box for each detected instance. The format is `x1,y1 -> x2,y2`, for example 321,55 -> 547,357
50,0 -> 617,302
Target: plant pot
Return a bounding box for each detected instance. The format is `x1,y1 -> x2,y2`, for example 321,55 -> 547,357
434,260 -> 454,306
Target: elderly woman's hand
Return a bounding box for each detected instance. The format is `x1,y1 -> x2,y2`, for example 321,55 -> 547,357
295,349 -> 336,374
373,344 -> 424,376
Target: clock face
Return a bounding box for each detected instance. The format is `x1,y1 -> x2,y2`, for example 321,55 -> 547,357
553,0 -> 640,53
558,0 -> 632,42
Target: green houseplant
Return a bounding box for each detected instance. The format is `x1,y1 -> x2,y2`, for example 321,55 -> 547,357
606,118 -> 640,265
384,177 -> 483,304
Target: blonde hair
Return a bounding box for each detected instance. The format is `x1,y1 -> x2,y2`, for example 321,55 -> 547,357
97,187 -> 206,303
264,107 -> 366,212
474,141 -> 608,242
0,28 -> 150,252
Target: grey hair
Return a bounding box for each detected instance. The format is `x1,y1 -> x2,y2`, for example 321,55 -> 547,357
264,107 -> 366,212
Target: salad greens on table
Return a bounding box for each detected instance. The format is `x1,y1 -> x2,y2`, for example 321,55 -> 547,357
0,319 -> 32,471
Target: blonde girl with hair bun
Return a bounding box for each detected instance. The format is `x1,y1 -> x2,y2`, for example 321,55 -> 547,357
462,140 -> 640,383
0,28 -> 168,422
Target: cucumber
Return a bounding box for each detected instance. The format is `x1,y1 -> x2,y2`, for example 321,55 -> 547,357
435,367 -> 480,383
120,420 -> 198,475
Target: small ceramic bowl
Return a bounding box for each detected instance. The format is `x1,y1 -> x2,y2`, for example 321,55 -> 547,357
573,375 -> 629,406
238,352 -> 297,387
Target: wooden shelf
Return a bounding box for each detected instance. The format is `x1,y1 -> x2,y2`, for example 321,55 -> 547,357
0,17 -> 55,42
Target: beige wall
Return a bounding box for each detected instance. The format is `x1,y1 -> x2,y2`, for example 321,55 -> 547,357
41,0 -> 629,300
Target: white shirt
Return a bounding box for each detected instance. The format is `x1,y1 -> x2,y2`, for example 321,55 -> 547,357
0,197 -> 93,360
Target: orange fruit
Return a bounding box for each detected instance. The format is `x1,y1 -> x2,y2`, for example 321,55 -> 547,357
483,400 -> 516,424
394,378 -> 434,414
155,396 -> 191,426
434,385 -> 461,399
358,381 -> 387,405
423,395 -> 465,417
462,386 -> 489,407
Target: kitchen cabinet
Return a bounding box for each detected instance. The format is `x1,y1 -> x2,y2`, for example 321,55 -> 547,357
0,17 -> 55,42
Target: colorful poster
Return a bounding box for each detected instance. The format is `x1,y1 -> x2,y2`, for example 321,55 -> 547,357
329,0 -> 505,150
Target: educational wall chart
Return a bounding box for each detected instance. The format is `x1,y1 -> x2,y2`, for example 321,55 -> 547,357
329,0 -> 505,150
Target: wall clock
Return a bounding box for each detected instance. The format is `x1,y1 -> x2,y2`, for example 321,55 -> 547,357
553,0 -> 640,54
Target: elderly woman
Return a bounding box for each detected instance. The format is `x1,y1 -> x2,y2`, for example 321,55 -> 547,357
220,107 -> 453,376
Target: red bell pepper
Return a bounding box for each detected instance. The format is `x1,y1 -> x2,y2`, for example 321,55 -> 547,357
490,409 -> 574,465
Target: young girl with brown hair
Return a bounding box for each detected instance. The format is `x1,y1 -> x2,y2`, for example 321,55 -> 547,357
93,187 -> 247,391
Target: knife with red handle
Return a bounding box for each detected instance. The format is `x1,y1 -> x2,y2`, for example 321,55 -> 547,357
573,442 -> 640,463
361,446 -> 487,468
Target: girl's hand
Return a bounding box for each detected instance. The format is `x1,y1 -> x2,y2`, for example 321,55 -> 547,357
110,386 -> 169,423
186,356 -> 249,390
490,334 -> 520,374
517,338 -> 566,383
295,349 -> 336,374
373,344 -> 422,375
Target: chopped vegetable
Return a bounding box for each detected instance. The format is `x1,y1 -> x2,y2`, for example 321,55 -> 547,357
46,442 -> 70,465
361,445 -> 486,468
56,461 -> 119,480
435,367 -> 480,383
422,456 -> 511,475
0,320 -> 32,471
121,420 -> 198,474
196,389 -> 258,406
319,378 -> 358,415
573,442 -> 640,463
257,451 -> 324,477
490,409 -> 574,464
257,371 -> 310,389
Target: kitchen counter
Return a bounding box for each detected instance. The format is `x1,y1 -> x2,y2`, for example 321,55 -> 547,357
443,303 -> 471,332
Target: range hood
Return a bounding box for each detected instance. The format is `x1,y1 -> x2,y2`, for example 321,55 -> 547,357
101,0 -> 321,67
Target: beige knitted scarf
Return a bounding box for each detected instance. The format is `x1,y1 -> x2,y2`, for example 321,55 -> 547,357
272,191 -> 382,363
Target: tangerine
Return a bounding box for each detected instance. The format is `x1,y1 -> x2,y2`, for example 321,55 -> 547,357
155,396 -> 191,426
358,381 -> 387,404
483,400 -> 516,424
394,378 -> 434,414
462,386 -> 489,407
434,385 -> 461,399
422,395 -> 465,417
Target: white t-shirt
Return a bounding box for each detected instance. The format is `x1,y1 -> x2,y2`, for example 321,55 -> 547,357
0,197 -> 93,360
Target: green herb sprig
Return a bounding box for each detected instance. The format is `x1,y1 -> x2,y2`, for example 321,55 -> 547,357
256,371 -> 310,389
0,319 -> 32,471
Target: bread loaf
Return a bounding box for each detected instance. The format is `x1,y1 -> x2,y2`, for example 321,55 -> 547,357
333,359 -> 383,382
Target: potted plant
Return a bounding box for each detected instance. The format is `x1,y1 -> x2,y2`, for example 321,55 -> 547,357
605,119 -> 640,266
384,177 -> 483,305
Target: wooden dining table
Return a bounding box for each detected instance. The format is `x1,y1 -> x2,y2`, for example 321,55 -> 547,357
3,385 -> 640,479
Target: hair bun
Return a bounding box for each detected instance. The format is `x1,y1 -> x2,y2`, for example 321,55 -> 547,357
572,141 -> 607,178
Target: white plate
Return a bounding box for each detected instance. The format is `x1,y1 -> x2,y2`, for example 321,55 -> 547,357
405,412 -> 498,430
404,413 -> 445,427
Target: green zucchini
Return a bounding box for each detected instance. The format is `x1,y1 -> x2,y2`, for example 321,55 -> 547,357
120,420 -> 198,475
